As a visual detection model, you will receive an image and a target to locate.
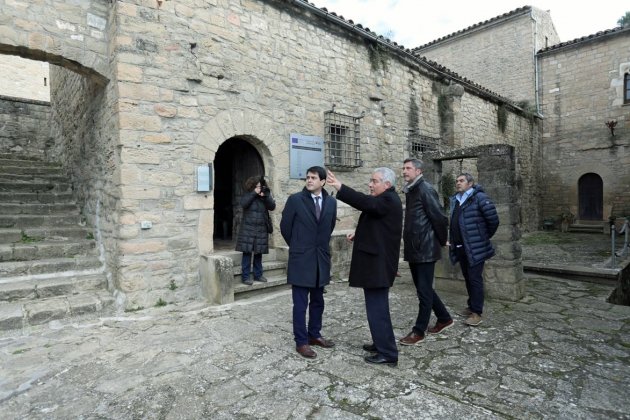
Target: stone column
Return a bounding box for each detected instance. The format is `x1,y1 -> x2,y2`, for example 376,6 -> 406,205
432,144 -> 525,301
200,255 -> 234,305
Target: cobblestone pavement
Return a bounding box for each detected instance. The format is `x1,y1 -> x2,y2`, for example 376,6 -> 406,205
1,233 -> 629,419
521,231 -> 624,268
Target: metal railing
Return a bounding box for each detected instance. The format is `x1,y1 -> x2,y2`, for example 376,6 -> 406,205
610,217 -> 629,267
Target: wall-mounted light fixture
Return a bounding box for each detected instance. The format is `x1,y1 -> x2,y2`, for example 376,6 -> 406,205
605,120 -> 617,136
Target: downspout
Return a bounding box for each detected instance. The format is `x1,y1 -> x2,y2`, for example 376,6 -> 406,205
532,10 -> 541,114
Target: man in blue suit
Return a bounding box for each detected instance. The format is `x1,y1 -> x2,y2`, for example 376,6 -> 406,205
281,166 -> 337,359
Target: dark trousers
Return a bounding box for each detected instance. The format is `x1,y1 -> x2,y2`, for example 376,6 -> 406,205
409,262 -> 451,335
292,285 -> 325,347
241,253 -> 263,280
455,247 -> 485,315
364,287 -> 398,361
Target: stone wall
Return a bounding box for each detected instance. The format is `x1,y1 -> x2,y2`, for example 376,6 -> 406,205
0,95 -> 52,158
46,0 -> 121,298
0,55 -> 50,101
2,0 -> 541,307
107,0 -> 539,307
539,31 -> 630,221
428,145 -> 525,302
416,7 -> 560,105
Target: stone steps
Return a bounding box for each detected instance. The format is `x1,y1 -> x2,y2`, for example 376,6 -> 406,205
212,250 -> 289,299
233,274 -> 290,300
0,291 -> 114,331
0,214 -> 83,229
0,191 -> 75,204
0,202 -> 79,214
0,165 -> 65,176
0,239 -> 97,262
569,223 -> 604,234
0,256 -> 103,278
0,180 -> 72,193
0,157 -> 62,168
0,272 -> 107,302
0,154 -> 111,331
0,173 -> 69,183
0,227 -> 93,243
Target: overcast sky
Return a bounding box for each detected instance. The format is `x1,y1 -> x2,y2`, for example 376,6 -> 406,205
311,0 -> 629,48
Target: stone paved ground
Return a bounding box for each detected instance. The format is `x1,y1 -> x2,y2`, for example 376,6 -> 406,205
1,232 -> 629,419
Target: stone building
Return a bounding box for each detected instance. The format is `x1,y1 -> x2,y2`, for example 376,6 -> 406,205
0,0 -> 534,324
538,27 -> 630,223
413,6 -> 630,226
413,6 -> 561,106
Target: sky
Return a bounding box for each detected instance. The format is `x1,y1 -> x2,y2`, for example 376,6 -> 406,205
310,0 -> 629,48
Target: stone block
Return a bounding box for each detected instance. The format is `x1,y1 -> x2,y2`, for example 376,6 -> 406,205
0,303 -> 24,330
200,254 -> 234,305
24,298 -> 68,325
184,194 -> 212,210
68,294 -> 100,315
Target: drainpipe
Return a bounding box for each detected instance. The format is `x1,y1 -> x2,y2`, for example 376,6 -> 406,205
532,10 -> 541,114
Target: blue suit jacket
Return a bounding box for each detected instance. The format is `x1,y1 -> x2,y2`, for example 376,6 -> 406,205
280,188 -> 337,287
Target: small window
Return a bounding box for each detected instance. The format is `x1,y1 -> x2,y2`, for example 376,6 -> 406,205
625,73 -> 630,104
324,110 -> 362,169
408,131 -> 440,157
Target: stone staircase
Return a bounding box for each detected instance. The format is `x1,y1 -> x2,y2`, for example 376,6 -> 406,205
569,220 -> 606,234
215,248 -> 289,300
0,155 -> 113,331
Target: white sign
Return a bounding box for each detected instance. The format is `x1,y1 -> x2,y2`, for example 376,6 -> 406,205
289,134 -> 324,179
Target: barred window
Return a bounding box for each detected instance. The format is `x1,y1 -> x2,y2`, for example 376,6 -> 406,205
324,110 -> 361,169
408,131 -> 440,157
625,73 -> 630,104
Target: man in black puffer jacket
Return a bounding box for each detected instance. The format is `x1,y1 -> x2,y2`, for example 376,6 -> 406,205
449,173 -> 499,326
399,158 -> 453,346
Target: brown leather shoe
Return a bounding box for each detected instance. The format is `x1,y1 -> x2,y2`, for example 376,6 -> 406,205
296,344 -> 317,358
308,337 -> 335,348
399,331 -> 424,346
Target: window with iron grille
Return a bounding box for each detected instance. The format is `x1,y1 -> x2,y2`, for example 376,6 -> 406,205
408,132 -> 440,157
625,72 -> 630,104
324,110 -> 361,169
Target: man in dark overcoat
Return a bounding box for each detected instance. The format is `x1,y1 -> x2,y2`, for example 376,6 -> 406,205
326,167 -> 403,367
280,166 -> 337,359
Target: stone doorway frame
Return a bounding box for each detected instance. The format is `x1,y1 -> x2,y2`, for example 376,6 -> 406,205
422,144 -> 525,302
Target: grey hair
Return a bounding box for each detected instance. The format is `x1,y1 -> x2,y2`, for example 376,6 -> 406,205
373,167 -> 396,186
403,158 -> 423,170
457,173 -> 474,183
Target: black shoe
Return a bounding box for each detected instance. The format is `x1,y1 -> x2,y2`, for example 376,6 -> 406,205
242,278 -> 253,286
254,276 -> 267,282
364,354 -> 397,367
362,343 -> 377,352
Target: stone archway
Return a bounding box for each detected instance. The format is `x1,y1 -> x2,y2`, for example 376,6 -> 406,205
423,144 -> 525,302
194,109 -> 287,256
213,137 -> 265,249
0,0 -> 111,82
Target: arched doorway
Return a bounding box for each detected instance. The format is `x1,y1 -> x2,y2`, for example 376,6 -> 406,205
213,137 -> 265,249
578,173 -> 603,221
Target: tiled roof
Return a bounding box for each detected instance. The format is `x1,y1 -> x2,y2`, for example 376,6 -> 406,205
538,26 -> 628,54
412,6 -> 532,51
293,0 -> 517,108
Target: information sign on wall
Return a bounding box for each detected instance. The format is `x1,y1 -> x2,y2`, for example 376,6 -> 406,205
289,134 -> 324,179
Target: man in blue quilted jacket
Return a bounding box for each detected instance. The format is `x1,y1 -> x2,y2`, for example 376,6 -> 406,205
449,173 -> 499,326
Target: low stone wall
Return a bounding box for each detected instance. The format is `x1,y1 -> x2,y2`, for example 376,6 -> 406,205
607,259 -> 630,306
0,95 -> 52,158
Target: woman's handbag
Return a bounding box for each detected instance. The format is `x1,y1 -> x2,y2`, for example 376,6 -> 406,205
265,210 -> 273,233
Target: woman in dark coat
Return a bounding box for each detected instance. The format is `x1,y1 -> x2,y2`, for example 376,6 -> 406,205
235,176 -> 276,285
